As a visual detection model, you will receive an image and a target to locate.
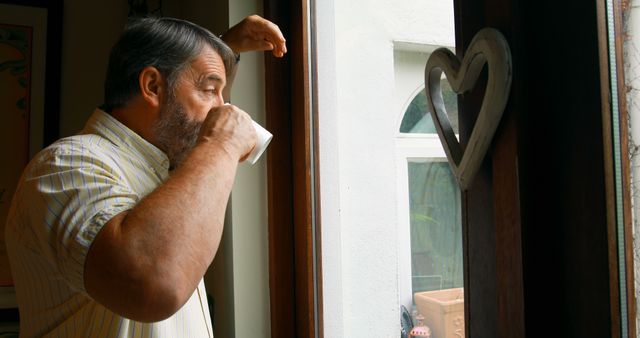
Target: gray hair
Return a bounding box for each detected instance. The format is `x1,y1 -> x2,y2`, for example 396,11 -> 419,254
102,16 -> 236,111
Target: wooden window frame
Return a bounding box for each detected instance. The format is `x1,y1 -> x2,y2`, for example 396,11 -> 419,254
454,0 -> 636,336
263,0 -> 322,337
597,0 -> 636,335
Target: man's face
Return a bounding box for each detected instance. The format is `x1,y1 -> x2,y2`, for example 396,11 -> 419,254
152,45 -> 227,168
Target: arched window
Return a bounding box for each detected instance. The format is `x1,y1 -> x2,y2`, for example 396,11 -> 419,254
399,80 -> 459,134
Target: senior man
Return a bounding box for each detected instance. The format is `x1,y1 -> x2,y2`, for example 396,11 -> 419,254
5,14 -> 285,337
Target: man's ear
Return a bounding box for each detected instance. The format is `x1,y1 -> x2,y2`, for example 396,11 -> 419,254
139,66 -> 164,108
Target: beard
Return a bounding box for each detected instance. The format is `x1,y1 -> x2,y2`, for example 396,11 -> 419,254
152,93 -> 202,170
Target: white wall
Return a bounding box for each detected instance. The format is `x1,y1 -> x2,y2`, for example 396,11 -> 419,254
228,1 -> 272,337
317,1 -> 454,337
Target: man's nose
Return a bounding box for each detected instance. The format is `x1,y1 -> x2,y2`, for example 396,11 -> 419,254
216,92 -> 225,106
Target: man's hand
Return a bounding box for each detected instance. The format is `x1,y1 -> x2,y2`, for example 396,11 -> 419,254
221,14 -> 287,57
198,104 -> 257,162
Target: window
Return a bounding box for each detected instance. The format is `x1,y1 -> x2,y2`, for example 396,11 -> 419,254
394,47 -> 464,336
306,0 -> 634,336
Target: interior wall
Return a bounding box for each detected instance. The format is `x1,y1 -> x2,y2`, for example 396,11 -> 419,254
228,1 -> 272,337
58,0 -> 232,138
58,0 -> 128,137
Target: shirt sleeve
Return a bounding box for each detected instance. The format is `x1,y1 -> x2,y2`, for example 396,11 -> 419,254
18,140 -> 139,293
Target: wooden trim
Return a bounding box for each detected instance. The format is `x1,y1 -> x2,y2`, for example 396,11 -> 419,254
493,113 -> 525,338
612,0 -> 637,334
309,0 -> 324,334
457,0 -> 615,336
264,0 -> 320,337
291,0 -> 315,335
264,0 -> 296,334
597,0 -> 638,336
484,1 -> 526,336
596,0 -> 622,336
453,1 -> 526,337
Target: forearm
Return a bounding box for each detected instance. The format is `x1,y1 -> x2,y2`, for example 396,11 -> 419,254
85,142 -> 238,321
125,143 -> 236,282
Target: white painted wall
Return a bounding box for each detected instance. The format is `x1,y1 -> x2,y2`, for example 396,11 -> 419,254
317,1 -> 454,337
228,1 -> 272,337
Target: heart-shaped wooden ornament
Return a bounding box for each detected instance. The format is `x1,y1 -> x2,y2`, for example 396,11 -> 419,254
425,28 -> 512,190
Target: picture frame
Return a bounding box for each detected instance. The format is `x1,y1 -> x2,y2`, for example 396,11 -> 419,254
0,0 -> 62,313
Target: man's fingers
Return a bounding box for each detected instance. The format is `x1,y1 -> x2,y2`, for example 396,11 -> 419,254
248,39 -> 285,57
265,21 -> 286,55
256,40 -> 274,51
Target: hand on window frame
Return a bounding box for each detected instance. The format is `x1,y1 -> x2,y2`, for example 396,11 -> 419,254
221,14 -> 287,58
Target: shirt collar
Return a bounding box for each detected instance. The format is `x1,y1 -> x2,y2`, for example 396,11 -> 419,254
81,109 -> 171,174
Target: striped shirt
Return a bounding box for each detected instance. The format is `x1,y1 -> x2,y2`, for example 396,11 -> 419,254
5,109 -> 214,338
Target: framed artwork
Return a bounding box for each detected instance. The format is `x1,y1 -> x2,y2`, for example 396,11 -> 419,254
0,0 -> 62,308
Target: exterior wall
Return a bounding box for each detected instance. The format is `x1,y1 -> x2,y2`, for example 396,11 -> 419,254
317,1 -> 454,336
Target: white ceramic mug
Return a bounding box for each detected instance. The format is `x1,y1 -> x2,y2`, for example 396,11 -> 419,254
245,120 -> 273,165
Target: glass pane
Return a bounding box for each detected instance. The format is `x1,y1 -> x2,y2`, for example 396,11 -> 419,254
399,79 -> 459,134
314,0 -> 459,335
407,160 -> 463,295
